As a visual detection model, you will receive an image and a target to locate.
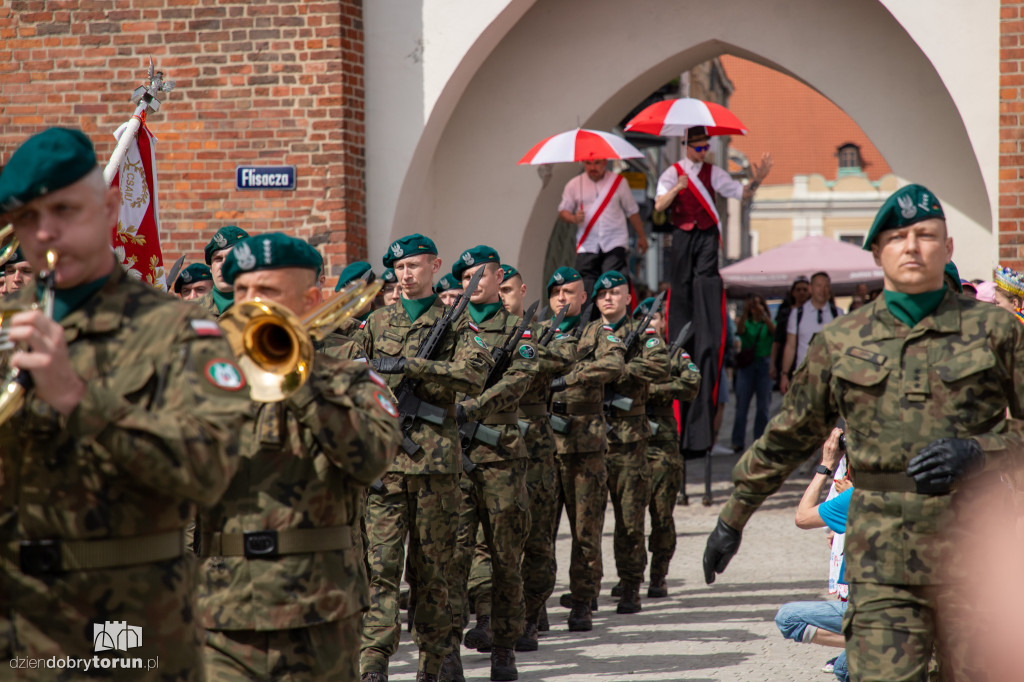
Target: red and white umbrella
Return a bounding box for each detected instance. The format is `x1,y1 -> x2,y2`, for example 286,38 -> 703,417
624,98 -> 748,137
517,128 -> 644,165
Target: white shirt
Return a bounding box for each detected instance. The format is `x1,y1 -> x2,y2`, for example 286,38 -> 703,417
558,171 -> 639,253
786,299 -> 844,368
655,158 -> 745,200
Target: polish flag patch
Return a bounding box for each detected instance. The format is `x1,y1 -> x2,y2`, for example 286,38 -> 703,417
191,319 -> 223,337
521,330 -> 532,339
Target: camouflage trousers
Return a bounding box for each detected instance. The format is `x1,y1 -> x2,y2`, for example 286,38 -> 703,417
204,617 -> 358,681
845,581 -> 977,681
606,440 -> 652,586
447,459 -> 530,649
467,525 -> 492,619
646,444 -> 682,579
361,472 -> 459,676
554,449 -> 608,602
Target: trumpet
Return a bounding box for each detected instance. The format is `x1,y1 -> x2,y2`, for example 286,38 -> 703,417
0,224 -> 18,267
219,278 -> 383,402
0,249 -> 58,424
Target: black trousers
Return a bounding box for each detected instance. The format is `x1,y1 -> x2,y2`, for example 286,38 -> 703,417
667,227 -> 724,453
576,247 -> 627,301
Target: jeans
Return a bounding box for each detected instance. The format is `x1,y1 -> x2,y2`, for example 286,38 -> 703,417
775,600 -> 849,681
731,356 -> 771,449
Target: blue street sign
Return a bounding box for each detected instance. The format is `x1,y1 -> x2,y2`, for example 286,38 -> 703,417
236,166 -> 297,191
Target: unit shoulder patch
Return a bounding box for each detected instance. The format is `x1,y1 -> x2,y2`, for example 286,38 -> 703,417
646,337 -> 661,348
519,344 -> 536,359
204,359 -> 246,391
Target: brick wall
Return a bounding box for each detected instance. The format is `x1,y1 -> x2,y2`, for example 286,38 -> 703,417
1002,0 -> 1024,269
0,0 -> 366,280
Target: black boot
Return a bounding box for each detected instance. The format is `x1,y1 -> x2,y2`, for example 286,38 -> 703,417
537,604 -> 549,632
567,601 -> 593,631
416,673 -> 438,682
610,581 -> 622,597
464,614 -> 493,652
648,574 -> 668,598
440,649 -> 465,682
514,621 -> 538,652
361,674 -> 388,682
616,582 -> 642,614
559,592 -> 597,611
490,645 -> 518,681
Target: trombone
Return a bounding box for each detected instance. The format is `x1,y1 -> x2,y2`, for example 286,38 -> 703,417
219,278 -> 382,402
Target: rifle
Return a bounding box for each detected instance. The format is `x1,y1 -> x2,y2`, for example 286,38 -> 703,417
669,321 -> 694,358
459,299 -> 539,458
390,265 -> 486,458
604,290 -> 666,415
537,304 -> 569,347
570,299 -> 594,340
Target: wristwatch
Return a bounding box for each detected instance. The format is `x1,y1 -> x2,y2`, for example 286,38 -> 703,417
815,464 -> 833,477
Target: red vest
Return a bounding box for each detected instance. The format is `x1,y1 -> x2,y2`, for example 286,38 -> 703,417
670,162 -> 717,231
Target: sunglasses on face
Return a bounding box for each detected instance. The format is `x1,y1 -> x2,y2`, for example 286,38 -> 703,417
689,143 -> 710,152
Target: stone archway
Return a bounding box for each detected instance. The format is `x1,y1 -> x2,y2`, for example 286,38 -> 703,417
370,0 -> 995,288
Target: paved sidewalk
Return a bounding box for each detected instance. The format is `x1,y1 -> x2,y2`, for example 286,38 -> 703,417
385,389 -> 842,681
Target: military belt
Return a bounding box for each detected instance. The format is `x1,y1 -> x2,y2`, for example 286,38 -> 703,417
481,412 -> 518,426
646,405 -> 675,418
550,401 -> 603,416
517,403 -> 548,418
199,525 -> 354,559
850,469 -> 917,493
13,529 -> 184,576
609,404 -> 646,418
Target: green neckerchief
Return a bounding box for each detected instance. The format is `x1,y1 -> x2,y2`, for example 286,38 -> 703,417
357,310 -> 371,322
883,285 -> 947,328
558,314 -> 581,333
402,293 -> 437,322
47,275 -> 110,323
607,315 -> 628,332
212,287 -> 234,314
468,300 -> 502,324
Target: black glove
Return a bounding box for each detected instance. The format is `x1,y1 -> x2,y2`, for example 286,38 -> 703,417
550,376 -> 567,393
703,518 -> 742,585
455,404 -> 468,428
905,437 -> 984,495
371,357 -> 406,374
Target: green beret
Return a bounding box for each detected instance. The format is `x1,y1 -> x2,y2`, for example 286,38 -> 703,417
173,263 -> 212,293
632,296 -> 658,318
434,273 -> 462,294
943,261 -> 962,293
863,184 -> 945,250
0,128 -> 98,213
546,266 -> 582,296
382,268 -> 398,284
222,232 -> 322,285
593,270 -> 628,296
335,261 -> 374,292
501,264 -> 520,280
383,233 -> 437,268
204,225 -> 250,264
452,245 -> 501,281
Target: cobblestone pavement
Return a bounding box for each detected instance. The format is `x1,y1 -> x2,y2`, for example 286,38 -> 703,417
385,390 -> 842,681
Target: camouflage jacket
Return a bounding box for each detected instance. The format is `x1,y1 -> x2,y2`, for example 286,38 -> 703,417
647,351 -> 702,446
518,322 -> 577,457
604,318 -> 670,444
197,291 -> 221,317
360,297 -> 493,474
197,354 -> 401,631
320,328 -> 368,361
458,307 -> 538,463
0,264 -> 248,662
550,319 -> 625,455
721,291 -> 1024,585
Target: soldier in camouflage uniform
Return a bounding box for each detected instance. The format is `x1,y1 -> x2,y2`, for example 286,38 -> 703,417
703,184 -> 1024,681
593,273 -> 670,614
380,267 -> 401,307
0,128 -> 249,680
642,301 -> 701,598
547,266 -> 625,631
196,233 -> 400,681
198,225 -> 250,316
358,234 -> 493,682
497,264 -> 576,651
443,246 -> 537,681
